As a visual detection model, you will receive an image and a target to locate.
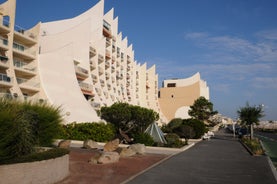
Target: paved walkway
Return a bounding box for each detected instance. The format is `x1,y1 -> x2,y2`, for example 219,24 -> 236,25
125,130 -> 277,184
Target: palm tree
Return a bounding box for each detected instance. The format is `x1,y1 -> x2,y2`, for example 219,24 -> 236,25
237,102 -> 264,139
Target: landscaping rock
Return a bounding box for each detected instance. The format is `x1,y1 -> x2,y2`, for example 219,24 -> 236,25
129,144 -> 146,155
119,147 -> 137,157
103,138 -> 120,152
88,150 -> 102,164
58,140 -> 71,149
97,151 -> 120,164
83,139 -> 101,149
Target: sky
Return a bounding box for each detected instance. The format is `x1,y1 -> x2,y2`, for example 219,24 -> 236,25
7,0 -> 277,120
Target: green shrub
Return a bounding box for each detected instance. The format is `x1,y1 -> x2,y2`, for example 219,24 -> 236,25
164,133 -> 184,148
173,125 -> 195,140
162,118 -> 183,133
59,122 -> 116,142
0,148 -> 69,165
133,133 -> 155,146
182,118 -> 207,139
242,137 -> 264,155
0,99 -> 63,160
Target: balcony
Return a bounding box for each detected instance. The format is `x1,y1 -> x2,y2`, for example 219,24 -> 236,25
91,74 -> 98,84
16,77 -> 40,92
89,46 -> 97,57
106,38 -> 111,47
103,20 -> 112,38
13,42 -> 36,60
0,55 -> 9,68
79,81 -> 94,96
98,54 -> 104,64
90,102 -> 101,110
14,26 -> 37,46
14,59 -> 36,76
105,50 -> 111,59
98,66 -> 104,75
0,19 -> 10,34
105,60 -> 110,69
75,65 -> 89,79
90,59 -> 97,70
111,66 -> 115,73
0,73 -> 12,87
127,56 -> 131,63
100,79 -> 105,87
0,37 -> 8,50
95,88 -> 102,96
105,72 -> 110,80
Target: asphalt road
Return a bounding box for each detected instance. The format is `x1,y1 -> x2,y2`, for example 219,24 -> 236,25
126,130 -> 277,184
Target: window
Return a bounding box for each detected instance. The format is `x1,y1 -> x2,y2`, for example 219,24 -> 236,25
167,83 -> 176,87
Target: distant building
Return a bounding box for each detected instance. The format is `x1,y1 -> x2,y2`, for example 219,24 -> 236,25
158,72 -> 209,122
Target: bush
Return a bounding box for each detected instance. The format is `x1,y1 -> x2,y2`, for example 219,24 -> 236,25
242,137 -> 264,155
164,133 -> 184,148
0,148 -> 69,165
162,118 -> 183,133
133,133 -> 155,146
0,99 -> 63,160
173,125 -> 195,140
59,122 -> 116,142
182,119 -> 207,139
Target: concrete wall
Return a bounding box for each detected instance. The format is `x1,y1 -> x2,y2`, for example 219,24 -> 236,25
0,154 -> 69,184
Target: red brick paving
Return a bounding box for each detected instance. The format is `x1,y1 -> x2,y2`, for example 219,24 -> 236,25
57,148 -> 168,184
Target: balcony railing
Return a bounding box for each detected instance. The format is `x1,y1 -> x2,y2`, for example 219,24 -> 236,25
0,55 -> 9,68
0,73 -> 11,83
98,54 -> 104,63
89,46 -> 96,57
13,42 -> 36,58
14,59 -> 36,73
90,59 -> 96,70
14,24 -> 37,41
0,37 -> 8,49
98,66 -> 104,75
75,65 -> 89,78
79,81 -> 93,92
16,77 -> 40,91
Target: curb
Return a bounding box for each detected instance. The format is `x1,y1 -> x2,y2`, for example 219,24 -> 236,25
260,141 -> 277,182
120,143 -> 196,184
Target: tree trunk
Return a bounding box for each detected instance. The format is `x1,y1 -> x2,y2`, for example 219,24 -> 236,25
250,124 -> 254,140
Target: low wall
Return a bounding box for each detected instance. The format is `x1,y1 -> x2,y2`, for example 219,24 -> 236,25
0,154 -> 69,184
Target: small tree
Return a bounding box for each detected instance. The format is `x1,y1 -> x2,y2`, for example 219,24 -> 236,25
100,102 -> 159,142
188,96 -> 217,125
237,102 -> 264,139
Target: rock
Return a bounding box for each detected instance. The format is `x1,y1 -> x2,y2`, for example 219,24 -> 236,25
119,147 -> 136,157
88,150 -> 102,164
83,139 -> 101,149
129,144 -> 146,155
103,138 -> 120,152
97,151 -> 120,164
58,140 -> 71,149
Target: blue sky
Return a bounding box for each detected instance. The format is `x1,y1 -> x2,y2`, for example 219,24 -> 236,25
10,0 -> 277,120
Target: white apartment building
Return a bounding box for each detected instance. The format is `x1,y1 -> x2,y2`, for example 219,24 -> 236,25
0,0 -> 165,124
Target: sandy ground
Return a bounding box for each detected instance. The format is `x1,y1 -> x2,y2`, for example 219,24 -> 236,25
57,148 -> 168,184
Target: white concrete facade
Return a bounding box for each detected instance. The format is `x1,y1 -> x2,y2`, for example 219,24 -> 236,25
0,0 -> 163,123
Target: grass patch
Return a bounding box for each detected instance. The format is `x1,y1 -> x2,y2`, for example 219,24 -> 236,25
241,137 -> 264,155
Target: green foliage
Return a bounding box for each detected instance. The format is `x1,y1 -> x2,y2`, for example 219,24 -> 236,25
164,133 -> 184,148
133,133 -> 155,146
182,119 -> 207,139
163,118 -> 183,133
241,137 -> 264,155
188,96 -> 217,124
0,148 -> 69,165
58,122 -> 116,142
173,124 -> 195,140
100,102 -> 159,136
0,99 -> 63,160
237,102 -> 264,126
